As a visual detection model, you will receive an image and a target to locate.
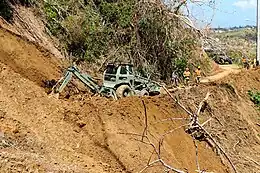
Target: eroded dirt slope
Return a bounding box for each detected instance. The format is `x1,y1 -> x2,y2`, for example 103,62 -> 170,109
0,63 -> 228,172
0,28 -> 60,86
174,68 -> 260,173
0,27 -> 259,173
0,28 -> 229,172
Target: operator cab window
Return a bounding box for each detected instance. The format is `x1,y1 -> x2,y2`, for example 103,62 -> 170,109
106,65 -> 117,74
120,65 -> 127,74
128,66 -> 133,74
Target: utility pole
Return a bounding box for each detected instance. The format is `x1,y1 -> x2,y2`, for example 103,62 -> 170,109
257,0 -> 260,65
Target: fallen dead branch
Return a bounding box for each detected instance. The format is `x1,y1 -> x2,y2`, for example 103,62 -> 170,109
197,123 -> 238,173
139,158 -> 186,173
244,156 -> 260,167
162,85 -> 193,117
123,87 -> 238,173
138,99 -> 187,172
201,118 -> 212,127
162,87 -> 238,173
189,91 -> 237,173
193,138 -> 200,172
135,98 -> 210,173
141,100 -> 148,141
196,92 -> 210,117
232,140 -> 240,152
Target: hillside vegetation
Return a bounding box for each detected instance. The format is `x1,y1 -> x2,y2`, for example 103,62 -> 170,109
0,2 -> 260,173
0,0 -> 211,80
209,27 -> 256,64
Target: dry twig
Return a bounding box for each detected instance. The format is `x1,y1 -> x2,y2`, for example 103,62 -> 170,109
198,124 -> 238,173
162,85 -> 193,117
193,138 -> 200,172
244,156 -> 260,167
125,90 -> 238,173
141,99 -> 148,141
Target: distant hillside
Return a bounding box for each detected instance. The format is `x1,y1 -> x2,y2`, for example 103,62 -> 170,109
208,26 -> 256,64
212,26 -> 256,42
212,25 -> 256,31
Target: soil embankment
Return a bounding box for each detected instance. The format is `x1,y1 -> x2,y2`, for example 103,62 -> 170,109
0,28 -> 259,173
201,65 -> 241,83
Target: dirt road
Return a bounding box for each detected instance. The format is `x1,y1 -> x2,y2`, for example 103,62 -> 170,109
167,64 -> 241,92
201,65 -> 241,83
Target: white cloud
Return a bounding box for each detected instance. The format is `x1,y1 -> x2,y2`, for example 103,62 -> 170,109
233,0 -> 256,9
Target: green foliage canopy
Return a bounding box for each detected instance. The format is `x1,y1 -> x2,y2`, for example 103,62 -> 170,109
1,0 -> 205,80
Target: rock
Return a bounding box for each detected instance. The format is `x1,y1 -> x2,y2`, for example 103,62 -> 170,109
0,131 -> 4,138
12,128 -> 19,134
77,121 -> 86,128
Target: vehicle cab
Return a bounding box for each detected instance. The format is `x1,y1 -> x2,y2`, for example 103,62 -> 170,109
103,64 -> 135,89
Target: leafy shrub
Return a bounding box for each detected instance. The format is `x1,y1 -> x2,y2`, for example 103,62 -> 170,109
0,0 -> 36,22
0,0 -> 13,21
18,0 -> 35,6
100,0 -> 133,28
40,0 -> 207,80
248,90 -> 260,106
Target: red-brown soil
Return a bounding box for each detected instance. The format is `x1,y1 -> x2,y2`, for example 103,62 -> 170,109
0,28 -> 259,173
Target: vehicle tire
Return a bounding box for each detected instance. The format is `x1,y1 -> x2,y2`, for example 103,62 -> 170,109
116,85 -> 132,98
140,89 -> 149,96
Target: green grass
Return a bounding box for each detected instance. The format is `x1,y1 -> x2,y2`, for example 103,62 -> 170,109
248,90 -> 260,107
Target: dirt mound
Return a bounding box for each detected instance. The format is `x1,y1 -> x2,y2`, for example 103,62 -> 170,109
0,5 -> 63,59
0,60 -> 228,172
220,68 -> 260,95
0,27 -> 259,173
64,96 -> 230,172
172,68 -> 260,173
0,28 -> 61,86
0,27 -> 228,172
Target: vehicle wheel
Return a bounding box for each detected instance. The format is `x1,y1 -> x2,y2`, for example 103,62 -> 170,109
116,85 -> 132,98
140,89 -> 149,96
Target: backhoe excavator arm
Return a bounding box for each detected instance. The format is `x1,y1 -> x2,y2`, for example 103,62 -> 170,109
53,65 -> 101,94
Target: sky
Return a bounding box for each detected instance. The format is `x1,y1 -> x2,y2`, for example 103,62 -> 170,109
188,0 -> 257,28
